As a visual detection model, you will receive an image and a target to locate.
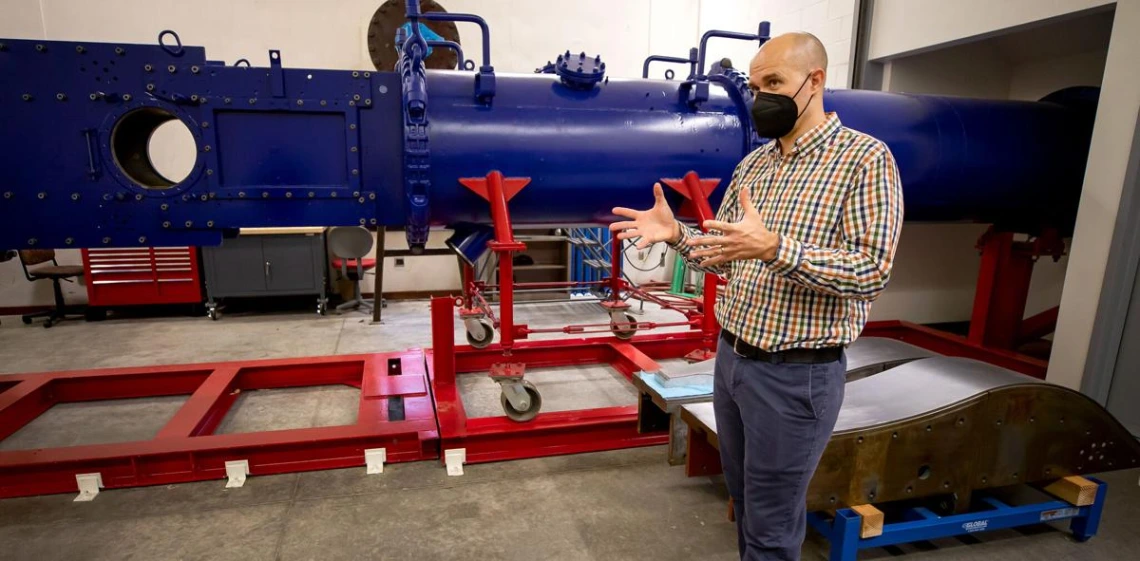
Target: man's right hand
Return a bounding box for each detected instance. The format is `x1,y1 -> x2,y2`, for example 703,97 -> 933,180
609,182 -> 681,249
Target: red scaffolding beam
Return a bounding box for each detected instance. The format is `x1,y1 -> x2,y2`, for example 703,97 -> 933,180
0,351 -> 438,499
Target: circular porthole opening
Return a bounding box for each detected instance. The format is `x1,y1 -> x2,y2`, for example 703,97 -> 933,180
111,107 -> 196,189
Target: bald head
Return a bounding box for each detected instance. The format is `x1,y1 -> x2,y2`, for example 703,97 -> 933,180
759,32 -> 827,73
746,31 -> 828,97
747,32 -> 830,145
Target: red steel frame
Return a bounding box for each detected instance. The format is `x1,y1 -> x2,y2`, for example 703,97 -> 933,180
0,351 -> 438,499
430,294 -> 709,464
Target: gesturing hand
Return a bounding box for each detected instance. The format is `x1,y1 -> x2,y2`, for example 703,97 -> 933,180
609,182 -> 681,249
686,187 -> 779,268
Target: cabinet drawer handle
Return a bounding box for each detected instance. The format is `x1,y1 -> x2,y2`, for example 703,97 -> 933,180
265,261 -> 271,277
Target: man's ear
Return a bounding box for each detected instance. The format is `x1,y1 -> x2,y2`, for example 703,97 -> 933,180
813,68 -> 826,92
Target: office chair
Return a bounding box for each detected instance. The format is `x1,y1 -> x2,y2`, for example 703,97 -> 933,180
18,249 -> 86,328
329,227 -> 383,313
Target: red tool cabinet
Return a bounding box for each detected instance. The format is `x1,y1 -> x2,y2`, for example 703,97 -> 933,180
81,247 -> 204,307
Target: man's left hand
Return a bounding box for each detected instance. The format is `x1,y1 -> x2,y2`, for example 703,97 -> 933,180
686,187 -> 780,268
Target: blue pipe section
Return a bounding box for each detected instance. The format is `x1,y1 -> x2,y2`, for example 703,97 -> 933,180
643,48 -> 698,79
0,15 -> 1099,251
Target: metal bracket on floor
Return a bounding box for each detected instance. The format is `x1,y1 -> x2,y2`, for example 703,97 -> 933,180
224,460 -> 250,488
73,473 -> 103,502
365,448 -> 387,474
445,448 -> 466,476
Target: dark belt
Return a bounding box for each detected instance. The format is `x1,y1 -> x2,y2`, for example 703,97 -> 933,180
721,330 -> 842,364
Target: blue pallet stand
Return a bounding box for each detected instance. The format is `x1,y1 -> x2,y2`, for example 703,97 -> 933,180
806,477 -> 1107,561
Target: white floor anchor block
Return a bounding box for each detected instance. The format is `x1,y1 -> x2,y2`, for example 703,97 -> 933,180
225,460 -> 250,488
74,473 -> 103,502
445,448 -> 466,476
365,448 -> 387,474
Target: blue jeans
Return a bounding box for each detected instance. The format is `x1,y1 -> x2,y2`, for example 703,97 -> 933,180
713,334 -> 847,560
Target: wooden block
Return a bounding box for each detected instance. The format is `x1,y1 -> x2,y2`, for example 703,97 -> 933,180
850,504 -> 884,538
1043,475 -> 1099,506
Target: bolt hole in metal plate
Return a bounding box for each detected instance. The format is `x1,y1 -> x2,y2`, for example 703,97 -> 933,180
111,107 -> 197,189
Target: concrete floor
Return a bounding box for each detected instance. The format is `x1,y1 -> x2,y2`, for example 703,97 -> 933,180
1,299 -> 1138,560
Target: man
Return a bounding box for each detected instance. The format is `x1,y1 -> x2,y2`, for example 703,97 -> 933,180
610,33 -> 903,560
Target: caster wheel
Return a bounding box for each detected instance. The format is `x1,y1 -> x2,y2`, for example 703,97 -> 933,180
500,380 -> 542,422
317,300 -> 328,316
43,321 -> 53,329
466,320 -> 495,349
610,313 -> 637,340
207,308 -> 220,321
22,317 -> 32,325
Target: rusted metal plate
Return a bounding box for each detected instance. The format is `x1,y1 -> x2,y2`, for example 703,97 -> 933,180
681,356 -> 1140,513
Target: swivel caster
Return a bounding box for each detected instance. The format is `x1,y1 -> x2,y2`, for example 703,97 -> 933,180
43,319 -> 54,329
207,307 -> 220,321
499,380 -> 542,422
610,312 -> 637,340
21,317 -> 31,325
464,318 -> 495,349
317,298 -> 328,316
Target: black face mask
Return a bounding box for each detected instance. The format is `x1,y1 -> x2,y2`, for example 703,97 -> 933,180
750,74 -> 813,139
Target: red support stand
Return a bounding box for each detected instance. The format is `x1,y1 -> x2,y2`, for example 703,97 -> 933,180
427,169 -> 722,462
857,227 -> 1064,379
459,170 -> 530,350
968,227 -> 1065,351
661,170 -> 724,360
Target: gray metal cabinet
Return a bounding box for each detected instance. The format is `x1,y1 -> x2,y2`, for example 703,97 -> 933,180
201,230 -> 328,319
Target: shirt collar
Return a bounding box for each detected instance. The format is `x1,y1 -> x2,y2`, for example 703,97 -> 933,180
767,112 -> 842,159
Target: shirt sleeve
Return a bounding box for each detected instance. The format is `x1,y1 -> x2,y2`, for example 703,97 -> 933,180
665,159 -> 749,278
763,145 -> 904,300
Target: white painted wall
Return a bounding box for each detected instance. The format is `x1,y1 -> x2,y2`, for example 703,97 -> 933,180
1009,50 -> 1108,101
1050,0 -> 1140,389
868,0 -> 1114,61
0,0 -> 855,307
697,0 -> 856,89
882,42 -> 1012,99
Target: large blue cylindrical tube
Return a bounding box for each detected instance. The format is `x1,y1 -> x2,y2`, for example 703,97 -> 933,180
411,70 -> 1095,235
823,87 -> 1095,232
423,71 -> 747,226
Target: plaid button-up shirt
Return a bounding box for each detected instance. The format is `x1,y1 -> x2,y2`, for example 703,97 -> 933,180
670,112 -> 904,351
